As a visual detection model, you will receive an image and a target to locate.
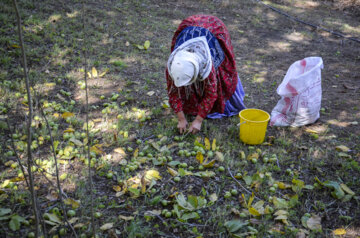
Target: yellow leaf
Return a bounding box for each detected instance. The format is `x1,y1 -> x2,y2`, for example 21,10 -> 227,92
145,169 -> 162,182
306,214 -> 322,231
10,177 -> 24,182
167,167 -> 178,177
247,152 -> 259,161
305,128 -> 318,134
249,207 -> 261,216
340,184 -> 355,195
100,223 -> 113,231
275,181 -> 291,189
242,193 -> 247,208
215,151 -> 224,162
53,113 -> 60,118
333,228 -> 346,235
248,192 -> 255,207
212,139 -> 216,151
144,40 -> 150,50
90,144 -> 104,155
141,174 -> 146,193
63,198 -> 80,209
99,68 -> 109,77
202,159 -> 216,168
91,67 -> 98,77
45,83 -> 56,87
274,210 -> 288,216
133,148 -> 139,158
61,112 -> 74,119
11,44 -> 21,48
64,127 -> 75,133
240,150 -> 246,159
204,137 -> 210,150
196,152 -> 204,164
113,185 -> 121,192
114,147 -> 126,155
118,215 -> 134,221
115,190 -> 126,197
209,193 -> 218,202
335,145 -> 350,152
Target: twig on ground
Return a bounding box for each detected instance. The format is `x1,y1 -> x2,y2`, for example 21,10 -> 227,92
173,219 -> 208,227
227,167 -> 260,200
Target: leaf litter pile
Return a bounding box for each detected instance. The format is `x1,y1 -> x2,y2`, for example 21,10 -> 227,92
1,0 -> 360,237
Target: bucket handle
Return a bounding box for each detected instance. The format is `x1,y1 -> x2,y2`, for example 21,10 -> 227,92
237,121 -> 246,126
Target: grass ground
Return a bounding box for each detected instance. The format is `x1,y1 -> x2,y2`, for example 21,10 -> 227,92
0,0 -> 359,237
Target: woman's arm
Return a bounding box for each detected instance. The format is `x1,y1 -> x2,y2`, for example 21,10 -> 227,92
189,69 -> 218,133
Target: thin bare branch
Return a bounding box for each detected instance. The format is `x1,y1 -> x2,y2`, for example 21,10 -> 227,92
5,117 -> 30,188
37,98 -> 78,237
82,1 -> 96,235
12,0 -> 40,236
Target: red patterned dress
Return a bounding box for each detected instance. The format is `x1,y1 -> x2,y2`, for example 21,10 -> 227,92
166,15 -> 240,119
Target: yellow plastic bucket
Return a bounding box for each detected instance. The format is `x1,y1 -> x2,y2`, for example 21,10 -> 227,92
239,109 -> 270,145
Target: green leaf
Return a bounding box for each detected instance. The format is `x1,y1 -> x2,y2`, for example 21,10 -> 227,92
304,185 -> 314,190
135,44 -> 144,50
128,188 -> 140,197
342,194 -> 353,202
144,40 -> 150,50
178,168 -> 186,177
301,214 -> 311,228
0,215 -> 11,221
69,138 -> 83,146
289,194 -> 299,208
197,196 -> 207,208
9,217 -> 20,231
181,212 -> 199,221
274,215 -> 287,220
9,215 -> 24,231
292,179 -> 305,194
152,158 -> 163,166
0,208 -> 11,217
194,140 -> 205,149
224,220 -> 248,233
167,161 -> 180,167
323,181 -> 345,199
176,193 -> 193,211
243,175 -> 252,186
54,140 -> 60,151
272,197 -> 289,209
187,195 -> 198,209
173,204 -> 181,218
44,213 -> 62,224
194,170 -> 216,178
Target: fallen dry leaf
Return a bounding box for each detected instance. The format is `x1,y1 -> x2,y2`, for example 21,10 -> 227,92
333,228 -> 346,235
100,223 -> 113,231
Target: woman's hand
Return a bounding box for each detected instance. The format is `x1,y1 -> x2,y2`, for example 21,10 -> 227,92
178,119 -> 188,134
188,115 -> 204,134
176,111 -> 188,134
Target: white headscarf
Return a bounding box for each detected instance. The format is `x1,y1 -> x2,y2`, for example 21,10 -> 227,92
167,36 -> 212,87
